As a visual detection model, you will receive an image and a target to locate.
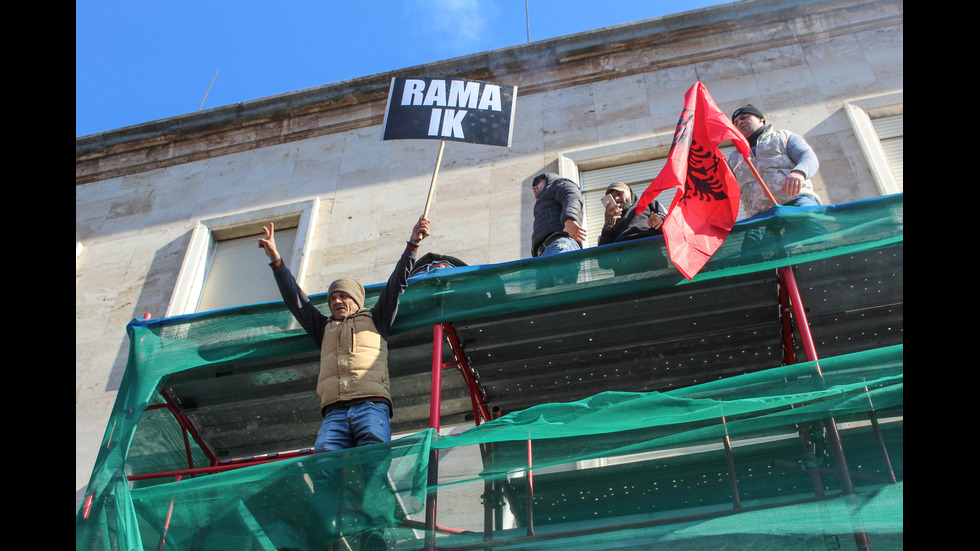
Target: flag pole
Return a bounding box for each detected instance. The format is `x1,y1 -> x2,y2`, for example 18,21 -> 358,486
418,140 -> 445,240
742,155 -> 779,207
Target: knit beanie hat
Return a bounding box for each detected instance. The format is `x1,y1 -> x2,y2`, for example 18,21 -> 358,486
731,104 -> 765,123
328,277 -> 365,309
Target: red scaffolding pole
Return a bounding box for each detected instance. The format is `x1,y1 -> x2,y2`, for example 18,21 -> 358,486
778,265 -> 870,551
425,322 -> 495,549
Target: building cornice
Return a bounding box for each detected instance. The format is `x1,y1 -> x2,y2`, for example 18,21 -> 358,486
75,0 -> 901,185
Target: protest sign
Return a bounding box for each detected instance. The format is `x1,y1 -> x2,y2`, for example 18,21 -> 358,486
382,77 -> 517,147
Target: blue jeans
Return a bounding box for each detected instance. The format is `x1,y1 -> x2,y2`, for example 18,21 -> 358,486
538,236 -> 581,286
310,401 -> 392,542
539,236 -> 581,257
314,401 -> 391,452
742,195 -> 826,254
783,195 -> 820,208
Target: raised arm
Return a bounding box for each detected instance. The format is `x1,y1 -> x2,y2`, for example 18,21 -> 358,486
260,223 -> 328,348
371,217 -> 430,337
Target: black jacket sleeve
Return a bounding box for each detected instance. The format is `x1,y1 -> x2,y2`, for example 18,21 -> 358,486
270,260 -> 328,349
370,241 -> 419,338
554,179 -> 584,225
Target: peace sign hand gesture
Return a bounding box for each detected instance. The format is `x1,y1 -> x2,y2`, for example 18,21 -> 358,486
258,223 -> 281,262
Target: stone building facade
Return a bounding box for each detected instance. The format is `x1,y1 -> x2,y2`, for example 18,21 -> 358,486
76,0 -> 902,507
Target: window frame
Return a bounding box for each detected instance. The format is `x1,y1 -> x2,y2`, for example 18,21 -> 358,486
844,92 -> 903,196
166,198 -> 320,316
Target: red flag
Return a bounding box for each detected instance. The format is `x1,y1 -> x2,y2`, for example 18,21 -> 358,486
635,82 -> 751,280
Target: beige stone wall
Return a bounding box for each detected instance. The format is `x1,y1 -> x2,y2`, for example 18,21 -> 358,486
76,0 -> 902,507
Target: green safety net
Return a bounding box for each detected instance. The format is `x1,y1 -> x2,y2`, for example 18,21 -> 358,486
77,194 -> 903,550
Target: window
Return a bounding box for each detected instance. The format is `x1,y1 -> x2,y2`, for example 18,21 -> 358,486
196,226 -> 298,312
844,96 -> 903,196
167,199 -> 320,316
871,115 -> 902,191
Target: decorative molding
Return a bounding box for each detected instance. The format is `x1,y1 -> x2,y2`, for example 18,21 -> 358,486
75,0 -> 901,185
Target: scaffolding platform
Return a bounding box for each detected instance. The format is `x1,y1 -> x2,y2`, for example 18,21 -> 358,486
77,195 -> 904,550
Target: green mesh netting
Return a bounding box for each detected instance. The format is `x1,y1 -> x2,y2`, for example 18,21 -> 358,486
77,194 -> 903,550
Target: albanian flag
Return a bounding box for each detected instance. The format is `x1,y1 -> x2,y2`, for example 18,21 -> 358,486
636,82 -> 751,280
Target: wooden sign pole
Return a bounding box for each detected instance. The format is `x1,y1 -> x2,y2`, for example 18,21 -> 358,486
418,140 -> 446,241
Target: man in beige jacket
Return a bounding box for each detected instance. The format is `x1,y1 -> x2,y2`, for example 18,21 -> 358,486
260,217 -> 430,548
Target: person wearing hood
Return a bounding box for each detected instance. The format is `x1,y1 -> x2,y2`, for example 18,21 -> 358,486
726,104 -> 821,217
530,173 -> 587,258
597,181 -> 668,246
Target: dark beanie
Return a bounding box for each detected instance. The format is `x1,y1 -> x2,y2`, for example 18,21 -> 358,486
328,277 -> 365,309
731,104 -> 765,123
